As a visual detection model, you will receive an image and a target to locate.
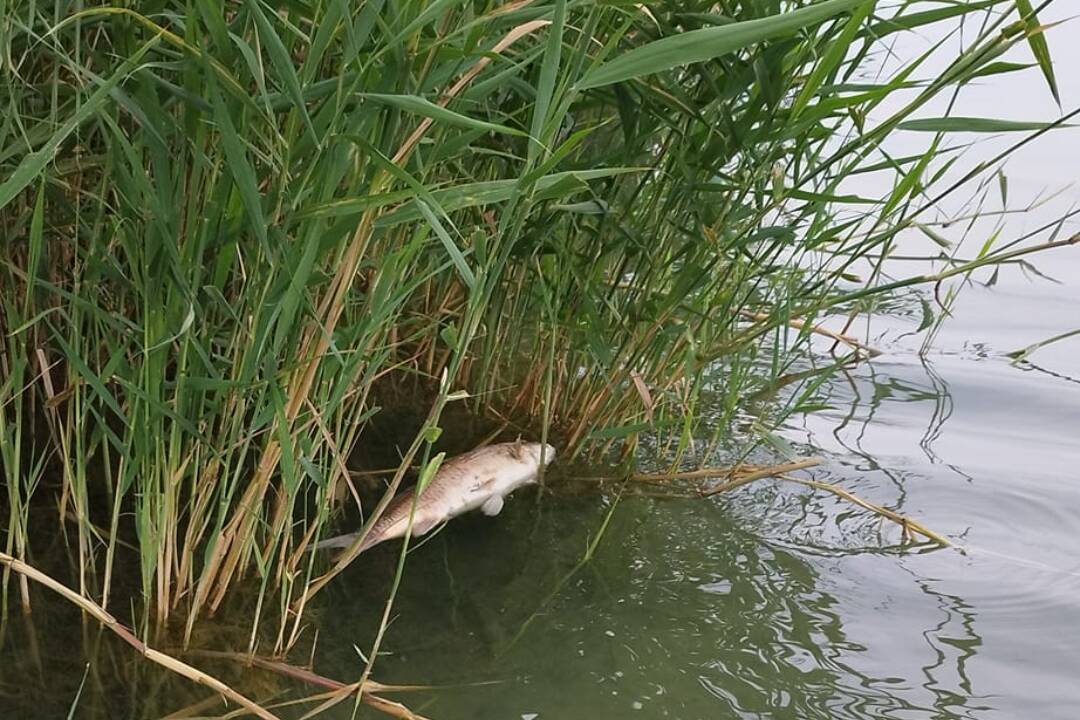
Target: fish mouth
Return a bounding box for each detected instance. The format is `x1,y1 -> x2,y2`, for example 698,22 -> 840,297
534,442 -> 557,466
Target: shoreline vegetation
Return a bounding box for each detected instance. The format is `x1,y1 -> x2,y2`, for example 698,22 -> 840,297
1,1 -> 1074,716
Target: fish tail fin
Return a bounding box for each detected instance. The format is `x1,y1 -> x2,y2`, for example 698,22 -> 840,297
312,532 -> 359,551
312,531 -> 382,559
329,534 -> 379,562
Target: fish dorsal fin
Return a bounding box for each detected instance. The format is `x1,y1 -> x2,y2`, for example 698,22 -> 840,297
480,494 -> 505,516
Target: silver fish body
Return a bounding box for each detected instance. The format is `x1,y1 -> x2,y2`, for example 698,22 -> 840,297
315,441 -> 555,553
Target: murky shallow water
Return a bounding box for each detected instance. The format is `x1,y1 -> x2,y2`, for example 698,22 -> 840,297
310,336 -> 1079,720
3,12 -> 1080,720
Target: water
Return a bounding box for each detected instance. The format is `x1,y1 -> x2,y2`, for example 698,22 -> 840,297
306,19 -> 1080,720
3,12 -> 1079,720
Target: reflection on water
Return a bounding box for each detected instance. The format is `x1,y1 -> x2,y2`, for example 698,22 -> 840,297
313,492 -> 974,720
791,346 -> 1080,720
301,329 -> 1080,720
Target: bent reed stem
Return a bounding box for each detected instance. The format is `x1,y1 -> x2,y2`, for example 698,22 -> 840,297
0,551 -> 279,720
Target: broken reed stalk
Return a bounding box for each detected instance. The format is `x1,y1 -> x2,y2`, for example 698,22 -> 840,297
701,465 -> 947,547
163,687 -> 427,720
737,310 -> 882,358
0,551 -> 279,720
281,679 -> 429,720
583,457 -> 947,547
183,650 -> 430,720
773,473 -> 950,546
638,458 -> 824,485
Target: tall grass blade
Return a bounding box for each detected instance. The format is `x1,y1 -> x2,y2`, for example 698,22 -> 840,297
898,117 -> 1074,132
1015,0 -> 1060,103
578,0 -> 866,89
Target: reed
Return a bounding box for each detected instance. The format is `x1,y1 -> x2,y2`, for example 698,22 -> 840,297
0,0 -> 1071,653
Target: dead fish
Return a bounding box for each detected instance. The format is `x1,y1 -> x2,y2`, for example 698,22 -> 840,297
314,441 -> 556,553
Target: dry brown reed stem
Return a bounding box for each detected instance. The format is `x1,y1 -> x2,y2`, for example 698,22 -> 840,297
773,473 -> 950,546
347,693 -> 432,720
184,650 -> 421,693
183,650 -> 430,719
568,460 -> 822,487
0,551 -> 279,720
699,459 -> 825,492
392,20 -> 552,164
293,684 -> 431,720
652,458 -> 825,488
347,467 -> 400,477
737,309 -> 882,358
166,686 -> 428,720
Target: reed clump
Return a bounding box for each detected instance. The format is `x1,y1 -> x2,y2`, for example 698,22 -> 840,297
0,0 -> 1071,651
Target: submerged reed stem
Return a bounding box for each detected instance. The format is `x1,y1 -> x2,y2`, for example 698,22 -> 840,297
0,551 -> 278,720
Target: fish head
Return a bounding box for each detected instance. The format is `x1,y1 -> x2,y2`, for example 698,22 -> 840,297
521,442 -> 557,480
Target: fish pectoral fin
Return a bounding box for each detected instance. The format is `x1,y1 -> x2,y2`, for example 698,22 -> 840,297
480,495 -> 505,517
